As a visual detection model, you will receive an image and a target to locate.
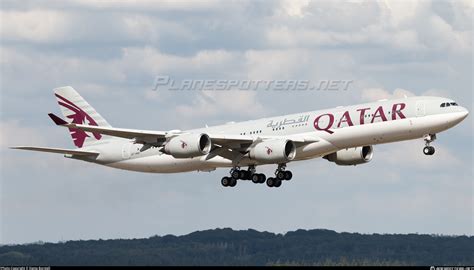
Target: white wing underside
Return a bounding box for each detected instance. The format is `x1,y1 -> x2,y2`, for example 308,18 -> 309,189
10,146 -> 99,156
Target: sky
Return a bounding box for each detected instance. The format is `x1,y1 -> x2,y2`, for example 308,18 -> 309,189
0,0 -> 472,244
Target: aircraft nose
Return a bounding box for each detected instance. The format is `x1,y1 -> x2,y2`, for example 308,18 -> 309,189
460,107 -> 469,120
448,107 -> 469,126
454,107 -> 469,124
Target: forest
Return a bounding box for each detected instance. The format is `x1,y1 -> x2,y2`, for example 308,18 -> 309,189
0,228 -> 472,266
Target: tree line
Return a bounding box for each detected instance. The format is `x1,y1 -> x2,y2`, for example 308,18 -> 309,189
0,228 -> 472,266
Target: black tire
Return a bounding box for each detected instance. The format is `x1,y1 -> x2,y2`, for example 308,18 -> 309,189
284,171 -> 292,181
274,179 -> 282,188
252,174 -> 260,184
221,177 -> 230,187
231,170 -> 240,180
258,174 -> 266,183
429,146 -> 436,155
229,178 -> 237,187
276,171 -> 285,180
239,170 -> 247,180
245,171 -> 252,180
266,177 -> 275,187
424,146 -> 436,155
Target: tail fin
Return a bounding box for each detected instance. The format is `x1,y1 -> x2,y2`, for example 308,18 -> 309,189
54,86 -> 111,148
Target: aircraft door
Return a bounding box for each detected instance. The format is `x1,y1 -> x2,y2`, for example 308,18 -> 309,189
416,101 -> 426,117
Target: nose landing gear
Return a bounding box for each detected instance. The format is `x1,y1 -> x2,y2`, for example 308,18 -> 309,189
423,134 -> 436,156
423,146 -> 435,155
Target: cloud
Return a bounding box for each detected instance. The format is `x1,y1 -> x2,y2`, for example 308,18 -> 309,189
375,140 -> 463,170
70,0 -> 222,11
361,88 -> 415,101
0,120 -> 47,148
0,9 -> 68,43
0,120 -> 71,172
244,49 -> 312,79
277,0 -> 311,18
174,90 -> 268,127
360,87 -> 464,103
381,0 -> 421,28
263,0 -> 471,55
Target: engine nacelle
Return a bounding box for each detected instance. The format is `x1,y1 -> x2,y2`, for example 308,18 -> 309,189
323,146 -> 373,166
164,133 -> 211,158
249,139 -> 296,163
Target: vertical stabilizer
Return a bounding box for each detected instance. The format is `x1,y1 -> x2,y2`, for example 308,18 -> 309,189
54,86 -> 111,148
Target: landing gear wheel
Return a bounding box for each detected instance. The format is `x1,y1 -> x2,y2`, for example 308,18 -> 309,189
221,177 -> 230,187
245,171 -> 253,180
231,170 -> 240,180
276,171 -> 285,180
258,174 -> 266,183
229,178 -> 237,187
423,146 -> 430,155
239,170 -> 247,180
273,179 -> 282,188
284,171 -> 292,181
266,177 -> 275,187
252,174 -> 260,184
423,146 -> 435,155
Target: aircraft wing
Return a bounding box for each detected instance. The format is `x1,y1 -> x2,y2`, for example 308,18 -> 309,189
10,146 -> 99,156
208,133 -> 319,155
48,113 -> 319,149
286,134 -> 320,145
49,113 -> 258,147
208,134 -> 254,146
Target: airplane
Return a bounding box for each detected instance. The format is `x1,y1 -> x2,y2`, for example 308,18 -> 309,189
11,86 -> 469,188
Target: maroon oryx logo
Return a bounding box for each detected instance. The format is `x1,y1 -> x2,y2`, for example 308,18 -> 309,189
265,146 -> 273,155
180,140 -> 188,149
55,94 -> 102,148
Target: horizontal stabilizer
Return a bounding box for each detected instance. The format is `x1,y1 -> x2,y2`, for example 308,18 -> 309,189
10,146 -> 99,156
48,113 -> 68,125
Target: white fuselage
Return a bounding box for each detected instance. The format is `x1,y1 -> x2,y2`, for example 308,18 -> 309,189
77,96 -> 468,173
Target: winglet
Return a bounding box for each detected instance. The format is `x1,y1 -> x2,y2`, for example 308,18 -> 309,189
48,113 -> 68,126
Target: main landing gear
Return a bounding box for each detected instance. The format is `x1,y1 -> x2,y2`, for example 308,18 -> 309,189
221,176 -> 237,187
423,134 -> 436,156
221,164 -> 293,188
266,164 -> 292,188
221,166 -> 264,188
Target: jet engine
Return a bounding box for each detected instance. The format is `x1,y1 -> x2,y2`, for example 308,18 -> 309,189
164,133 -> 211,158
249,139 -> 296,163
323,146 -> 373,166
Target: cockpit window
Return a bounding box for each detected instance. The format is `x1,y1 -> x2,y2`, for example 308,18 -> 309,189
441,102 -> 459,108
